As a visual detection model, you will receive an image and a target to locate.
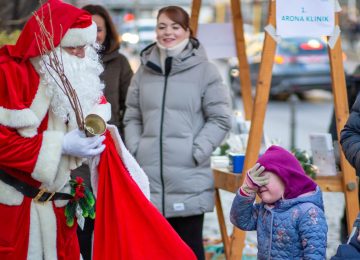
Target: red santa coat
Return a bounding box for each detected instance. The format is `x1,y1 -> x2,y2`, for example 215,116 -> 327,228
0,61 -> 111,260
0,1 -> 110,259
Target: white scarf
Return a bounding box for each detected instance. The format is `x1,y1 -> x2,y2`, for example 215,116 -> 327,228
156,38 -> 190,74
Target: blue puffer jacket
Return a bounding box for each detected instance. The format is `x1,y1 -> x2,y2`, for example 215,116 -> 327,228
230,186 -> 327,259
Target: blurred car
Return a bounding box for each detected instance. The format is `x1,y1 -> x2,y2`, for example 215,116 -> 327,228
229,34 -> 340,100
121,19 -> 156,53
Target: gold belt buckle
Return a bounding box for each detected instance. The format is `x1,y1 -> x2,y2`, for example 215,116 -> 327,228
33,188 -> 55,204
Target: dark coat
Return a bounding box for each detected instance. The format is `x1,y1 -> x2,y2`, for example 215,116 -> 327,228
101,49 -> 133,134
331,232 -> 360,260
340,93 -> 360,176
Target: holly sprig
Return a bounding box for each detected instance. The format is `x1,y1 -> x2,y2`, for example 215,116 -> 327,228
292,148 -> 319,179
65,176 -> 95,227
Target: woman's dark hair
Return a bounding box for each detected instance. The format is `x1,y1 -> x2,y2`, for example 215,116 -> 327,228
157,6 -> 193,37
82,4 -> 120,53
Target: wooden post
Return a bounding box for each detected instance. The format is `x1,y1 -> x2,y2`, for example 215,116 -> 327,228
215,189 -> 230,258
190,0 -> 201,36
230,0 -> 253,120
253,0 -> 262,34
328,13 -> 359,232
229,2 -> 276,259
242,0 -> 276,174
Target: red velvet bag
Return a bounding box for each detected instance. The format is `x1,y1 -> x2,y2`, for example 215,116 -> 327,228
93,131 -> 196,260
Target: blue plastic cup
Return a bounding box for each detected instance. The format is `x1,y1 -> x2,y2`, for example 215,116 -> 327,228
229,153 -> 245,174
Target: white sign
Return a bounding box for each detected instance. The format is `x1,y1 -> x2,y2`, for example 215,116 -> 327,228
197,23 -> 237,59
276,0 -> 335,37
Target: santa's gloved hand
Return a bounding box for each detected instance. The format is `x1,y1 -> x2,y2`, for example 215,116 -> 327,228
62,129 -> 106,158
240,163 -> 269,196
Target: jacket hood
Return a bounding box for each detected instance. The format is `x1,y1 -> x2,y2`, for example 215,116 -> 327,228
139,37 -> 208,75
271,186 -> 324,212
257,145 -> 317,199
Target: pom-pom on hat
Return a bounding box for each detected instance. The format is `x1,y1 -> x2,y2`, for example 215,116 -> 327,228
6,0 -> 96,60
257,145 -> 317,199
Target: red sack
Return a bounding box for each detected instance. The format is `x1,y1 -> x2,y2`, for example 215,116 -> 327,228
93,131 -> 196,260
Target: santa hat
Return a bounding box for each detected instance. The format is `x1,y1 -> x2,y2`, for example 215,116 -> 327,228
257,145 -> 317,199
5,0 -> 96,60
0,0 -> 96,131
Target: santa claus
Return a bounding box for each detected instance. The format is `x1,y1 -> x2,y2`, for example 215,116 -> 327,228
0,0 -> 111,259
0,1 -> 198,260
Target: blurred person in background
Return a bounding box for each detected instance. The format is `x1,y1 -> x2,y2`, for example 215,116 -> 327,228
123,6 -> 232,259
82,4 -> 133,138
72,4 -> 133,260
329,65 -> 360,243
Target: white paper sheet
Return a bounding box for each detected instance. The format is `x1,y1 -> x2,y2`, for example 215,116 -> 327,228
197,23 -> 237,59
276,0 -> 335,37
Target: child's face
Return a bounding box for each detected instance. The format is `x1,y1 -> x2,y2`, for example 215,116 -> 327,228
257,171 -> 285,204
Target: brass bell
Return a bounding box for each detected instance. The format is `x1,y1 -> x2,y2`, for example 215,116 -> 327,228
84,114 -> 106,137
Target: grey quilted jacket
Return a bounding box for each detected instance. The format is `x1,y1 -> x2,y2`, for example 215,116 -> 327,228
124,38 -> 232,217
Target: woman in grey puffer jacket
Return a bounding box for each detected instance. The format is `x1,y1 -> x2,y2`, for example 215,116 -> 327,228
123,6 -> 232,259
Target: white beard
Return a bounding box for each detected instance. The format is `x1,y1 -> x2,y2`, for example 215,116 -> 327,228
38,45 -> 104,129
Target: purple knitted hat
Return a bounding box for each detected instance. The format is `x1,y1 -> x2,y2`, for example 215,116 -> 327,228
257,145 -> 317,199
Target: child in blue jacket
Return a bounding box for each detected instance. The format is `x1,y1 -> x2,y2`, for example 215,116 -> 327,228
230,145 -> 328,259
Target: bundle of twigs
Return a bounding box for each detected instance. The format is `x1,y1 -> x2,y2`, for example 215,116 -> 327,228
33,4 -> 84,130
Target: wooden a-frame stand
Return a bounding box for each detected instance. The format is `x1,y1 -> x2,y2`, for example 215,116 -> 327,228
190,0 -> 360,259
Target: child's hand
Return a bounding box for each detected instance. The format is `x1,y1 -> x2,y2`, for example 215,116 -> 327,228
240,163 -> 269,196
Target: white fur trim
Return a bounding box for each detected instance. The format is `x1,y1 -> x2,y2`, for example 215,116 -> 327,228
0,76 -> 51,137
0,107 -> 39,129
32,131 -> 64,186
54,182 -> 71,208
18,81 -> 51,137
28,203 -> 43,260
27,202 -> 57,260
90,125 -> 151,200
0,67 -> 50,134
61,22 -> 97,47
89,156 -> 100,197
89,102 -> 111,122
108,124 -> 150,199
0,179 -> 24,205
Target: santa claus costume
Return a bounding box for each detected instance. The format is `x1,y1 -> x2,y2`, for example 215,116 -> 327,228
0,1 -> 198,259
0,1 -> 111,259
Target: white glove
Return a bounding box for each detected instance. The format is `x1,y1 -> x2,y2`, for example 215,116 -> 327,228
62,129 -> 106,158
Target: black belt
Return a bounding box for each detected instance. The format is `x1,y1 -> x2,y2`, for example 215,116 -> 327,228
0,169 -> 73,203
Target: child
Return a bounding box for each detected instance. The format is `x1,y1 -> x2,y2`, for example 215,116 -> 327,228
230,145 -> 328,259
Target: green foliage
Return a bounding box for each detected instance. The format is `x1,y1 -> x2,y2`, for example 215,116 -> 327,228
219,143 -> 230,156
65,179 -> 96,227
292,148 -> 319,179
0,30 -> 21,47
